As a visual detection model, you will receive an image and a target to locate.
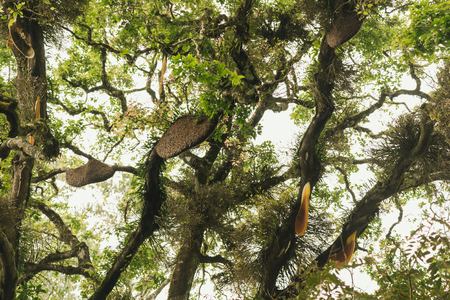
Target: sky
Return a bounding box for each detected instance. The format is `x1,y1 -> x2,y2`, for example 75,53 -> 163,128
49,39 -> 438,298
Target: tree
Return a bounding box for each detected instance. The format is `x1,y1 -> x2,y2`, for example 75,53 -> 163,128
0,0 -> 449,299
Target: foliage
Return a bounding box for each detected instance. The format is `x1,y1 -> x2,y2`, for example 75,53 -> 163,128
0,0 -> 450,299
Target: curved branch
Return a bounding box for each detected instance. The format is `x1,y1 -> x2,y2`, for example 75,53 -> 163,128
20,202 -> 97,284
281,108 -> 435,298
386,196 -> 404,241
0,95 -> 19,138
61,24 -> 155,65
325,90 -> 389,139
89,150 -> 164,300
20,263 -> 97,283
389,64 -> 431,102
0,138 -> 45,160
199,254 -> 232,267
51,96 -> 112,132
61,142 -> 94,160
32,168 -> 67,183
336,166 -> 357,203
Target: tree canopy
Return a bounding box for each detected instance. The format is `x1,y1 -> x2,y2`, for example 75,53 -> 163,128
0,0 -> 450,299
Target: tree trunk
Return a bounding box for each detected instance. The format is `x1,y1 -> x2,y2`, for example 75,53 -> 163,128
167,230 -> 204,300
0,14 -> 46,299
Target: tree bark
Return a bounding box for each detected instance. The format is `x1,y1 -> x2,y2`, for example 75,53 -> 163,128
168,230 -> 204,300
0,13 -> 46,299
89,150 -> 164,300
258,36 -> 336,299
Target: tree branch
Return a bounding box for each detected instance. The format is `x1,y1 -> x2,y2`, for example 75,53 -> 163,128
21,263 -> 98,283
32,168 -> 67,183
0,138 -> 45,160
336,166 -> 357,203
50,95 -> 112,132
61,142 -> 94,160
89,150 -> 164,300
199,254 -> 233,267
386,196 -> 404,241
61,24 -> 155,65
17,202 -> 97,285
281,108 -> 435,298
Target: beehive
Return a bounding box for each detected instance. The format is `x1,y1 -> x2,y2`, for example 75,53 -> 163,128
66,158 -> 115,187
156,115 -> 217,159
326,11 -> 364,48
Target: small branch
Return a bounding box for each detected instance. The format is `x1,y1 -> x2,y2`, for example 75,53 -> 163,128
99,48 -> 128,112
61,142 -> 94,160
61,24 -> 155,65
353,126 -> 384,139
334,156 -> 378,165
335,166 -> 357,203
248,165 -> 299,195
325,90 -> 389,139
391,101 -> 412,112
386,196 -> 404,241
146,278 -> 171,300
32,168 -> 67,183
103,136 -> 125,162
51,96 -> 112,132
389,64 -> 431,101
266,94 -> 313,106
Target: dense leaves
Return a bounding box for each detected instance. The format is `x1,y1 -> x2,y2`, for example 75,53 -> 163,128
0,0 -> 449,299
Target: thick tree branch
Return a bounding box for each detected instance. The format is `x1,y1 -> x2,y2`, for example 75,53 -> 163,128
199,254 -> 232,267
0,138 -> 45,160
179,151 -> 203,170
258,34 -> 337,298
0,95 -> 20,138
281,107 -> 435,298
90,150 -> 164,300
21,263 -> 97,283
